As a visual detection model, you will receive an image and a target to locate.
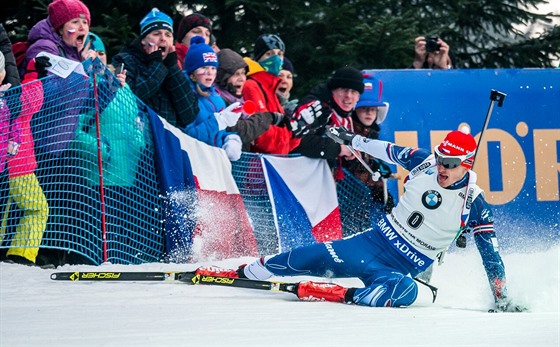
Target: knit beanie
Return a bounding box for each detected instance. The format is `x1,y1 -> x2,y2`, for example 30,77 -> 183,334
0,52 -> 5,74
139,8 -> 173,38
253,34 -> 285,61
327,67 -> 364,94
48,0 -> 91,30
217,48 -> 248,89
176,13 -> 213,42
85,32 -> 105,53
435,127 -> 477,169
282,57 -> 294,74
184,36 -> 218,74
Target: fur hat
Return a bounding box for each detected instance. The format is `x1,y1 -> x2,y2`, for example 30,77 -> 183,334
253,34 -> 285,61
435,127 -> 477,169
139,8 -> 173,38
327,67 -> 364,94
217,48 -> 248,89
184,36 -> 218,74
48,0 -> 91,30
176,13 -> 213,42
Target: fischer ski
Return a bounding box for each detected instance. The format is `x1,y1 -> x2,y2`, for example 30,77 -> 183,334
50,271 -> 185,281
50,271 -> 299,295
178,272 -> 299,295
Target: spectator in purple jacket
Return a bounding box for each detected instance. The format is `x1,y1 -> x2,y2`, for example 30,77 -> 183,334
21,0 -> 98,77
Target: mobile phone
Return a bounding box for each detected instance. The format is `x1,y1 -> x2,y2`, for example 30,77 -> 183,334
115,63 -> 124,75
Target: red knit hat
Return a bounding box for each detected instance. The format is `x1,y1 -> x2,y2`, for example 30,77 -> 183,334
48,0 -> 91,30
435,127 -> 477,169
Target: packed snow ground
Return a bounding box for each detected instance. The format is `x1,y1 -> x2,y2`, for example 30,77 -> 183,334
1,245 -> 558,347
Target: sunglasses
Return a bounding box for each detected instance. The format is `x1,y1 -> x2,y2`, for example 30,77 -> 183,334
434,147 -> 473,169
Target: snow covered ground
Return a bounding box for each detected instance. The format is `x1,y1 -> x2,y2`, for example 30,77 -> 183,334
1,245 -> 558,347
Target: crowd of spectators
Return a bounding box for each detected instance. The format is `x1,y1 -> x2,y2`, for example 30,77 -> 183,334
1,0 -> 457,266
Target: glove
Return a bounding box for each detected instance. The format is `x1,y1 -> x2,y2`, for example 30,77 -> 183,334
34,56 -> 52,78
288,100 -> 324,137
215,102 -> 242,130
271,112 -> 285,126
298,100 -> 323,125
7,141 -> 20,156
163,51 -> 178,67
489,298 -> 528,313
222,134 -> 242,161
325,126 -> 356,146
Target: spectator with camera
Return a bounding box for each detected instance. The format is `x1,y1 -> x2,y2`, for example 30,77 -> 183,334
410,35 -> 453,69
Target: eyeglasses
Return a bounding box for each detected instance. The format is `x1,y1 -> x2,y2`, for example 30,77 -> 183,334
433,147 -> 473,169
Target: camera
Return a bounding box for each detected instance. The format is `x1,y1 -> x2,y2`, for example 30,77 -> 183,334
425,35 -> 441,52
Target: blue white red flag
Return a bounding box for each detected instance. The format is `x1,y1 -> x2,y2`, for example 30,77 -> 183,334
148,108 -> 257,262
261,155 -> 342,252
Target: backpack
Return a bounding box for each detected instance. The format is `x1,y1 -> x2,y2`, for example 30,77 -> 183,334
12,41 -> 30,79
12,40 -> 66,79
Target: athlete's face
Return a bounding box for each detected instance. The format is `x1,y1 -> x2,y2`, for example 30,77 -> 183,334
436,164 -> 467,188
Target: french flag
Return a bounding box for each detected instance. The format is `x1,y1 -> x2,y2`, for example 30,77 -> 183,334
148,108 -> 258,262
261,155 -> 343,252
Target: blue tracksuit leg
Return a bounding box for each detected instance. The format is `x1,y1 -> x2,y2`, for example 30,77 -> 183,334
264,228 -> 420,307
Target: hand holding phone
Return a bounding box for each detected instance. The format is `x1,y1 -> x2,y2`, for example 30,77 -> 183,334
115,63 -> 124,75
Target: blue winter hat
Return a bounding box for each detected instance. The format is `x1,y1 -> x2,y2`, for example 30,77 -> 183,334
140,8 -> 173,38
184,36 -> 218,74
355,75 -> 387,108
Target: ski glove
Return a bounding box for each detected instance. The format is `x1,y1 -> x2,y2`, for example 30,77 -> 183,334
288,100 -> 324,137
489,298 -> 528,313
215,102 -> 242,131
326,126 -> 357,146
222,134 -> 242,161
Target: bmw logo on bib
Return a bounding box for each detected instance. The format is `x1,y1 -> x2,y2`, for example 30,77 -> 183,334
422,190 -> 442,210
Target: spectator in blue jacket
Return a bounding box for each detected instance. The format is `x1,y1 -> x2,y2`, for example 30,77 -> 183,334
182,36 -> 242,161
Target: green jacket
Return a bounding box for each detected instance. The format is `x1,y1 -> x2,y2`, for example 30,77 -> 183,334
72,85 -> 146,187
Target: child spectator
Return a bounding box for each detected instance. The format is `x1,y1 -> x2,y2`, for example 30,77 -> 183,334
1,54 -> 48,266
345,74 -> 396,221
182,36 -> 242,161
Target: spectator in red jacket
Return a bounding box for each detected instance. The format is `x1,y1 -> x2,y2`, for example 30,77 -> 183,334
242,34 -> 299,154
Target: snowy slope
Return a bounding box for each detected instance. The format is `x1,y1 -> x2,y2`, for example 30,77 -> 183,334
1,246 -> 558,347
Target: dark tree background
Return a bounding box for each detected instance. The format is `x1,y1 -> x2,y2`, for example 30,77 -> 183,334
2,0 -> 559,97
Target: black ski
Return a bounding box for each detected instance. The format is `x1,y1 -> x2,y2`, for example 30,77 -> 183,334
178,272 -> 299,295
50,271 -> 184,281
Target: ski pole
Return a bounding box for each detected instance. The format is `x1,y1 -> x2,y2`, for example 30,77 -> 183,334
471,89 -> 506,170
